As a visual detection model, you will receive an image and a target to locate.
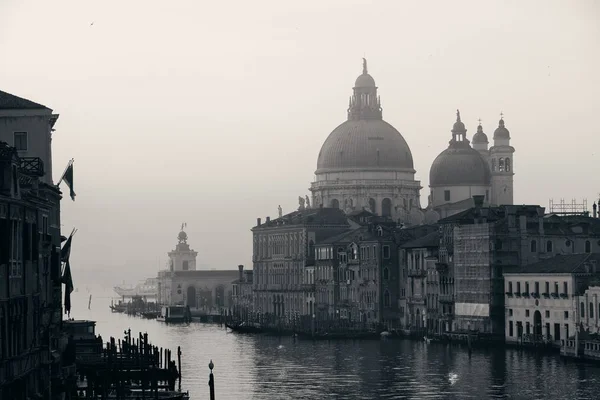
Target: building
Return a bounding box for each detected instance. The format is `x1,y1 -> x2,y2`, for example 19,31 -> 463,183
251,207 -> 349,320
156,227 -> 238,311
439,198 -> 600,337
309,60 -> 422,222
0,140 -> 64,398
232,265 -> 253,320
504,253 -> 600,347
0,90 -> 60,185
429,111 -> 515,218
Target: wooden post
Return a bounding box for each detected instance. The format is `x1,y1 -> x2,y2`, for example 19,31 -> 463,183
208,360 -> 215,400
177,346 -> 182,392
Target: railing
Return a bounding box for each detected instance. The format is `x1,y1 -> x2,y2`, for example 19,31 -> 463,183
19,157 -> 45,176
407,269 -> 426,277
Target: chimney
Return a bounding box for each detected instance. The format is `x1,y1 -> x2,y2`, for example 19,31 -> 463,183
537,207 -> 545,235
257,218 -> 261,226
594,202 -> 597,219
266,216 -> 270,223
473,195 -> 485,209
238,265 -> 244,281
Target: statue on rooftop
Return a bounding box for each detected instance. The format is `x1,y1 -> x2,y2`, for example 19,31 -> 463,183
298,196 -> 305,211
278,205 -> 282,218
305,195 -> 311,209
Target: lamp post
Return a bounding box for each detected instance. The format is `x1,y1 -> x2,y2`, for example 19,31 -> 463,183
208,359 -> 215,400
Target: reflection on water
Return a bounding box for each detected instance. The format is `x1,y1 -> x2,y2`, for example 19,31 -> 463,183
73,288 -> 600,399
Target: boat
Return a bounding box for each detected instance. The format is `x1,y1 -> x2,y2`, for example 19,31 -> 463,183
296,331 -> 380,340
114,278 -> 158,298
156,305 -> 191,323
106,390 -> 189,399
141,311 -> 160,319
225,322 -> 264,334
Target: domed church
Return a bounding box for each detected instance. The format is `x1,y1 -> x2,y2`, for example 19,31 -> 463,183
310,59 -> 421,222
428,110 -> 515,218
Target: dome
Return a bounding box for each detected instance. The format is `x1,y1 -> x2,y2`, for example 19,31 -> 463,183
494,119 -> 510,140
355,73 -> 376,88
430,146 -> 491,186
472,124 -> 489,144
316,119 -> 414,173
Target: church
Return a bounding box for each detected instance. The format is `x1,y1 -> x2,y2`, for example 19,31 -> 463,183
310,59 -> 515,222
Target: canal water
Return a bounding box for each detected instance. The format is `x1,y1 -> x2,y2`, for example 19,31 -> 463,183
72,287 -> 600,400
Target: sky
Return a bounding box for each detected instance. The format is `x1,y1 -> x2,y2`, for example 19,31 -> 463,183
1,0 -> 599,285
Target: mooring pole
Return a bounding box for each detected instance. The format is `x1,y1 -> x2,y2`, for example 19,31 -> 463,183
208,360 -> 215,400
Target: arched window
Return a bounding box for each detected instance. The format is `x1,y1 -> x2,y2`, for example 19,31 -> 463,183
383,290 -> 391,307
581,302 -> 585,318
499,158 -> 505,171
590,302 -> 594,319
368,198 -> 376,213
382,198 -> 392,217
505,158 -> 511,172
530,240 -> 537,253
383,268 -> 389,280
330,199 -> 339,209
546,240 -> 553,253
586,240 -> 591,253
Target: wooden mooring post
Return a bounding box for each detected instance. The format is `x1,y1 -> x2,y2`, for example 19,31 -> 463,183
208,359 -> 215,400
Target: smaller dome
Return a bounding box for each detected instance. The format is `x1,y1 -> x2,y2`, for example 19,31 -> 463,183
178,230 -> 188,243
472,124 -> 489,144
494,119 -> 510,140
453,119 -> 465,132
430,147 -> 491,186
355,73 -> 376,88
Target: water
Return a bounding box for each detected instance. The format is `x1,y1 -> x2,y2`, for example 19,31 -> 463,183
73,288 -> 600,399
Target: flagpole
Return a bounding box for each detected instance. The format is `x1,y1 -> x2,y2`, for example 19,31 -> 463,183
56,158 -> 74,186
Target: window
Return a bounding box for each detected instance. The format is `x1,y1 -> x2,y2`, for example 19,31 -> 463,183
545,281 -> 549,294
585,241 -> 591,253
13,132 -> 27,151
546,241 -> 553,252
485,190 -> 489,201
383,246 -> 390,259
565,240 -> 571,247
499,158 -> 505,171
545,310 -> 550,318
182,261 -> 189,270
534,282 -> 539,295
517,282 -> 521,293
564,311 -> 569,320
509,321 -> 514,337
505,158 -> 511,172
554,282 -> 559,295
526,309 -> 530,317
580,302 -> 585,318
530,240 -> 537,252
496,239 -> 503,251
383,290 -> 390,307
383,268 -> 389,280
525,282 -> 530,294
563,282 -> 568,295
509,308 -> 513,316
590,303 -> 594,319
508,282 -> 513,293
444,190 -> 450,202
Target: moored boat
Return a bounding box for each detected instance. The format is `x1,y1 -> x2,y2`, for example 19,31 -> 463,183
156,305 -> 191,323
225,322 -> 264,334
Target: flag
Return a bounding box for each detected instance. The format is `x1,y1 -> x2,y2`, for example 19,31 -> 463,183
61,230 -> 75,315
60,161 -> 76,201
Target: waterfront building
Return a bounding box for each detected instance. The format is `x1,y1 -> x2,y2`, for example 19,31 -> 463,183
429,112 -> 515,219
504,253 -> 600,347
309,60 -> 421,222
251,207 -> 349,319
156,227 -> 238,311
232,265 -> 253,320
400,231 -> 439,333
439,198 -> 600,337
0,141 -> 63,398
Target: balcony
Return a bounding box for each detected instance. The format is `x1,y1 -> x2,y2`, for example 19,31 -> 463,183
407,269 -> 426,278
19,157 -> 45,177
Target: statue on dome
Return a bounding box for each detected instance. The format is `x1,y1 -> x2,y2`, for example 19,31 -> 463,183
362,58 -> 368,74
305,195 -> 311,209
278,205 -> 283,218
298,196 -> 305,211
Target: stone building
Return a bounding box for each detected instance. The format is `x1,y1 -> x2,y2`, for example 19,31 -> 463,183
232,265 -> 253,320
310,60 -> 421,222
504,253 -> 600,346
429,111 -> 515,219
156,227 -> 237,311
0,89 -> 65,399
251,207 -> 349,318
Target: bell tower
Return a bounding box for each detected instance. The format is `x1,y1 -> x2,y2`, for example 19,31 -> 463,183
168,223 -> 198,271
490,114 -> 515,205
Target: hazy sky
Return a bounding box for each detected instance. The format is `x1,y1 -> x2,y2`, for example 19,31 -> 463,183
1,1 -> 599,285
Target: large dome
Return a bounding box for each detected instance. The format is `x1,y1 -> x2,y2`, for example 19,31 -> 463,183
430,146 -> 491,186
316,119 -> 414,173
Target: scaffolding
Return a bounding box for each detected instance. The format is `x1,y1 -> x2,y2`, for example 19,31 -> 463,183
548,199 -> 589,216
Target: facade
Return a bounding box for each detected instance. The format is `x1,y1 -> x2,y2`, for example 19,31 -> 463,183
232,265 -> 253,320
156,227 -> 237,311
310,60 -> 421,222
251,207 -> 349,319
429,111 -> 515,218
504,253 -> 600,346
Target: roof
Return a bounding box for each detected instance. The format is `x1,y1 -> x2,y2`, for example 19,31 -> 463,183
0,90 -> 48,110
504,253 -> 600,275
438,205 -> 504,224
401,231 -> 440,249
254,207 -> 349,229
429,146 -> 491,186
